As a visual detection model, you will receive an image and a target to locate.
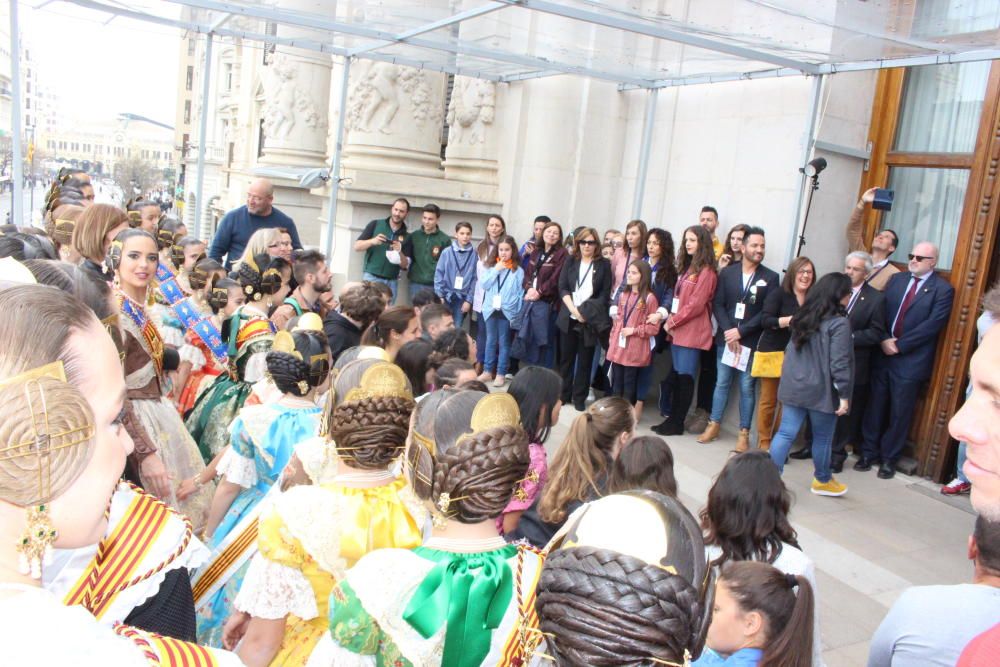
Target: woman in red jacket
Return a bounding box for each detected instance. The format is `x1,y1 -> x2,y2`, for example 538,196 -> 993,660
653,225 -> 718,435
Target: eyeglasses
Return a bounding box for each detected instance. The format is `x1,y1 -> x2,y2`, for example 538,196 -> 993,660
908,254 -> 933,262
796,269 -> 814,275
578,239 -> 597,246
611,241 -> 624,248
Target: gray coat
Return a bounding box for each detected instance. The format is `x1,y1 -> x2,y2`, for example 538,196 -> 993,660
777,316 -> 854,413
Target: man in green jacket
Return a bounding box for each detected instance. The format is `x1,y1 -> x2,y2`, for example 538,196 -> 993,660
354,197 -> 409,303
402,203 -> 451,304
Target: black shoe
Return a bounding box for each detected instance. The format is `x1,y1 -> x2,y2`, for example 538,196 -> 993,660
789,448 -> 812,460
652,417 -> 684,436
853,457 -> 875,472
877,462 -> 896,479
573,401 -> 586,412
831,461 -> 844,474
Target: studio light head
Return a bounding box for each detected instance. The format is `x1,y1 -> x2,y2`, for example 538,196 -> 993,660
800,157 -> 827,178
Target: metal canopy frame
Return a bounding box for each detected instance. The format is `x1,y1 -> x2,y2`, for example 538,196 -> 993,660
11,0 -> 999,254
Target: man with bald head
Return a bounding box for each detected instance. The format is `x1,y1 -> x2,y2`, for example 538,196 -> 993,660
857,241 -> 954,479
208,177 -> 302,269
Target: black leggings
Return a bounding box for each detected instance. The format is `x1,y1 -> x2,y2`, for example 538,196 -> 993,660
611,363 -> 640,404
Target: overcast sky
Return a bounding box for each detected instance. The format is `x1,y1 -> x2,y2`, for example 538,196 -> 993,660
23,1 -> 180,127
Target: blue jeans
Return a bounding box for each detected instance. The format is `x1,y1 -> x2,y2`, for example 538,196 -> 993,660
409,282 -> 434,305
956,442 -> 970,484
484,313 -> 511,375
475,311 -> 488,364
450,300 -> 467,329
363,272 -> 397,304
661,345 -> 701,416
770,405 -> 837,482
710,345 -> 757,429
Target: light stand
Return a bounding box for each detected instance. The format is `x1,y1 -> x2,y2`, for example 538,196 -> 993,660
796,157 -> 827,257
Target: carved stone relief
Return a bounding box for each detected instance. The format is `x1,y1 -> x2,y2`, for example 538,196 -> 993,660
447,77 -> 496,146
261,52 -> 327,142
346,61 -> 443,134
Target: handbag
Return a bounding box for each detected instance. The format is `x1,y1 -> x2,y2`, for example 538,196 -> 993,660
750,350 -> 783,378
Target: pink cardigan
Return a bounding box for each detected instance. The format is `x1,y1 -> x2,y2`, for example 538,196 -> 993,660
607,291 -> 660,367
667,267 -> 718,350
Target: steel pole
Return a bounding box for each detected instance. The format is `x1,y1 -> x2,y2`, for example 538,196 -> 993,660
323,57 -> 351,262
193,32 -> 213,239
785,74 -> 825,266
9,0 -> 23,225
631,88 -> 658,220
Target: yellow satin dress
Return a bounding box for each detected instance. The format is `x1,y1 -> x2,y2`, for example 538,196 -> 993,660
256,477 -> 425,666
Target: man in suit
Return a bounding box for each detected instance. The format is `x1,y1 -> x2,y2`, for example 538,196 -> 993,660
829,251 -> 887,472
698,226 -> 780,451
857,241 -> 955,478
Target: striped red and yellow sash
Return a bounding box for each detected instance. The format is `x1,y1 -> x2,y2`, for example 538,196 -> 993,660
499,547 -> 544,666
236,318 -> 274,348
190,517 -> 259,603
115,623 -> 220,666
64,488 -> 187,620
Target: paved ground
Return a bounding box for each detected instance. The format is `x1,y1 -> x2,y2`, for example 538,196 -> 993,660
538,402 -> 974,666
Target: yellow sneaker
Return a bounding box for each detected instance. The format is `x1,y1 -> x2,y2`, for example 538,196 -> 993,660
811,477 -> 847,497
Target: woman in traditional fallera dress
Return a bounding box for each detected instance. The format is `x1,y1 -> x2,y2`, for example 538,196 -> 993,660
185,252 -> 290,462
0,284 -> 240,666
223,357 -> 427,666
111,230 -> 214,530
308,389 -> 544,667
175,261 -> 235,416
536,491 -> 713,666
194,326 -> 329,647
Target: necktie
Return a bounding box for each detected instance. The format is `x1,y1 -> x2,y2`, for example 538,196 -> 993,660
892,278 -> 920,338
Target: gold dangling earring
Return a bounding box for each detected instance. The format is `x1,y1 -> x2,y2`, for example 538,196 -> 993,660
16,504 -> 57,579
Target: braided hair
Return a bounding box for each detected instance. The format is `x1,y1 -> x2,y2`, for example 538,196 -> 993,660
407,389 -> 530,523
327,358 -> 415,470
538,491 -> 712,666
266,329 -> 331,397
236,252 -> 285,302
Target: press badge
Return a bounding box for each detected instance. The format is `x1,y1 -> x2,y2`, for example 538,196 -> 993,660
735,303 -> 746,320
454,276 -> 464,290
618,333 -> 627,348
671,297 -> 680,313
492,295 -> 502,309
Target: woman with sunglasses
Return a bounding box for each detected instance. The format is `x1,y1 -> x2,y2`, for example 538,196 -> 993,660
556,227 -> 612,411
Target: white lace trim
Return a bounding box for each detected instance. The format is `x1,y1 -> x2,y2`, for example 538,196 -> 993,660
244,351 -> 269,383
217,446 -> 257,488
233,552 -> 318,620
276,486 -> 347,577
178,344 -> 206,371
295,437 -> 339,486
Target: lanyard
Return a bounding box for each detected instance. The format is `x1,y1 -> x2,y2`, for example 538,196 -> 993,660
847,287 -> 862,313
620,292 -> 641,325
621,251 -> 639,286
497,267 -> 511,292
576,261 -> 593,290
533,250 -> 553,282
455,248 -> 473,275
740,269 -> 757,303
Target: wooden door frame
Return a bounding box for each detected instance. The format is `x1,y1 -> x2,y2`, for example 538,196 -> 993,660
859,62 -> 1000,480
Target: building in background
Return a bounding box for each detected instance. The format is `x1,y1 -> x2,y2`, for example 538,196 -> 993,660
171,1 -> 999,481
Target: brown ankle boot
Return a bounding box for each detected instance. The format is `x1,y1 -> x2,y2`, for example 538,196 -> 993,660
697,421 -> 720,444
736,428 -> 750,452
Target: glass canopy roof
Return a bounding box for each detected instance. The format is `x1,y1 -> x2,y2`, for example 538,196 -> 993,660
61,0 -> 1000,88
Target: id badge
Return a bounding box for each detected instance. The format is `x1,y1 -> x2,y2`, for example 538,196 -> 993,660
671,297 -> 680,313
618,333 -> 627,348
734,303 -> 746,320
492,295 -> 502,309
454,276 -> 464,290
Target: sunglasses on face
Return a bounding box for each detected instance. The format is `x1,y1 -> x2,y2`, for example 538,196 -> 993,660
908,254 -> 932,262
578,239 -> 597,246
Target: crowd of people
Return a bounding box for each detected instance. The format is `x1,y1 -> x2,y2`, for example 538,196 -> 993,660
0,168 -> 995,667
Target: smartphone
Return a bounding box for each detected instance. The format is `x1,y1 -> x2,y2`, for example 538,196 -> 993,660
872,188 -> 894,211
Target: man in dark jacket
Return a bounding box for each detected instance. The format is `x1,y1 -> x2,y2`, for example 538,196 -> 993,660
322,282 -> 385,364
828,251 -> 887,471
698,226 -> 779,451
857,242 -> 954,479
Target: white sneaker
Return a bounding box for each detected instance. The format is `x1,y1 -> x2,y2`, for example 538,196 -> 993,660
493,376 -> 505,388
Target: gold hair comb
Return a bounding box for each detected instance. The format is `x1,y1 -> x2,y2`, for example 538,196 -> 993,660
342,362 -> 412,405
455,392 -> 520,448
